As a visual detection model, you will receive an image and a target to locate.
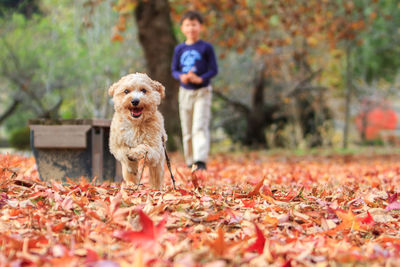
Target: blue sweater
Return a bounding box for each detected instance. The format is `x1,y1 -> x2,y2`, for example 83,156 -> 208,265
171,40 -> 218,89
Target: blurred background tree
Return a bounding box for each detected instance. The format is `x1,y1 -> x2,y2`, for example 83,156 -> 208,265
1,0 -> 400,151
168,0 -> 377,148
0,0 -> 145,147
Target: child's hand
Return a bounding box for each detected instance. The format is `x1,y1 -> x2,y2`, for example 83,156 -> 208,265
188,71 -> 203,84
180,74 -> 190,84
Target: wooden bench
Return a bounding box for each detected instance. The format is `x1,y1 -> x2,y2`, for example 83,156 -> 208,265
29,119 -> 122,182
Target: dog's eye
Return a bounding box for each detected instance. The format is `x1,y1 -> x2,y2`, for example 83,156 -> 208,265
141,88 -> 147,94
124,89 -> 130,94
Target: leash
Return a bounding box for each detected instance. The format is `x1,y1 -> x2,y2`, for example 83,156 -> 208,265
162,136 -> 176,190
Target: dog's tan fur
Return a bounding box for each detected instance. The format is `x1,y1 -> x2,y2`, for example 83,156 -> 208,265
108,73 -> 167,190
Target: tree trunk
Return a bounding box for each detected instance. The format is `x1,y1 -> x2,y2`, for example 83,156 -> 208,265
135,0 -> 180,149
361,105 -> 368,142
245,64 -> 267,146
343,42 -> 352,148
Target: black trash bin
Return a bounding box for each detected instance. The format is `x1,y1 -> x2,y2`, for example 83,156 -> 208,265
29,119 -> 122,183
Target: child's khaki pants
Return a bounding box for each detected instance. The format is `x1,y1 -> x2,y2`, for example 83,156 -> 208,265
179,86 -> 212,166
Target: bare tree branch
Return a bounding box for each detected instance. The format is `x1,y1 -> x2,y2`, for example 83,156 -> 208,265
212,90 -> 250,114
214,68 -> 323,117
287,68 -> 323,97
0,99 -> 21,124
39,98 -> 62,119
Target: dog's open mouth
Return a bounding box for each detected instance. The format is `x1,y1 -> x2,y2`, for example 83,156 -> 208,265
130,107 -> 143,118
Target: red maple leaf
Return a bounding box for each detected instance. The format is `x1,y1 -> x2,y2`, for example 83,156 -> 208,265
113,210 -> 166,246
178,188 -> 190,196
282,259 -> 292,267
84,249 -> 99,264
246,223 -> 266,254
359,211 -> 375,226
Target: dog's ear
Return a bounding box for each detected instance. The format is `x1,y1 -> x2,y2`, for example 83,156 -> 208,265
152,80 -> 165,99
108,82 -> 119,97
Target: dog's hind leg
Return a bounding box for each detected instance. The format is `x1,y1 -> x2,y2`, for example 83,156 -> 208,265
122,162 -> 139,185
149,163 -> 164,190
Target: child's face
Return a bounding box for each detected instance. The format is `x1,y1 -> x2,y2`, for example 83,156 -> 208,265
180,19 -> 202,42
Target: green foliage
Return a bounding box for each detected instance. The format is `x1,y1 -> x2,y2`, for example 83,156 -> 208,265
9,127 -> 30,150
0,12 -> 80,121
0,0 -> 145,139
353,1 -> 400,82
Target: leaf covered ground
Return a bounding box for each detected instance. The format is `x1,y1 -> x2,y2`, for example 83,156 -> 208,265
1,152 -> 400,266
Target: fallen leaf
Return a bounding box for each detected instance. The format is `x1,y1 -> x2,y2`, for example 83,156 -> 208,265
359,210 -> 375,226
337,209 -> 361,231
246,223 -> 266,254
113,209 -> 166,246
206,227 -> 236,257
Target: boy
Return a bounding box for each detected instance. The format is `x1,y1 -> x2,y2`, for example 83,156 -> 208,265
171,10 -> 218,171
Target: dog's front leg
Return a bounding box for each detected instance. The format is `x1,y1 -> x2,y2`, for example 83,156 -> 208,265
121,161 -> 139,185
146,146 -> 165,190
149,162 -> 164,190
110,146 -> 140,185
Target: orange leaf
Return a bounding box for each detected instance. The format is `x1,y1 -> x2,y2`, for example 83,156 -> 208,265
235,177 -> 265,198
9,209 -> 22,217
206,210 -> 226,222
248,177 -> 265,196
260,193 -> 275,204
242,199 -> 256,208
206,213 -> 220,222
335,209 -> 361,231
50,256 -> 76,266
112,33 -> 124,42
263,214 -> 279,225
52,222 -> 66,233
206,227 -> 228,257
191,170 -> 200,189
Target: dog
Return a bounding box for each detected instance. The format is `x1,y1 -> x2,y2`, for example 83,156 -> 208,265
108,73 -> 167,190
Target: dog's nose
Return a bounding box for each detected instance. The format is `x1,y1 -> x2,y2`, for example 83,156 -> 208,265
131,99 -> 140,106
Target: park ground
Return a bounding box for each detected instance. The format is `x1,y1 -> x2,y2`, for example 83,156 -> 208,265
1,150 -> 400,266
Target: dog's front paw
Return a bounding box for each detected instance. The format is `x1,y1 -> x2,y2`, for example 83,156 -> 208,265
127,145 -> 148,161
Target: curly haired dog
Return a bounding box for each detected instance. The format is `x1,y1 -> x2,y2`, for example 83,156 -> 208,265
108,73 -> 167,190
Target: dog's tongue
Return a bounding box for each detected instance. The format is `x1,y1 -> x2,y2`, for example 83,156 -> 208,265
131,108 -> 143,117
